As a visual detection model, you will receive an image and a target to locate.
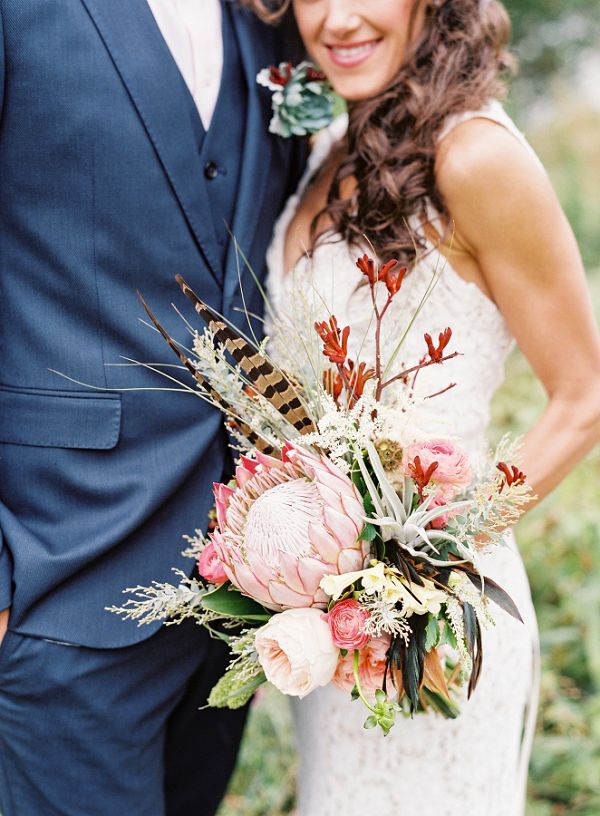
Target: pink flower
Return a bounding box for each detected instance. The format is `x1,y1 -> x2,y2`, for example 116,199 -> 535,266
211,443 -> 370,611
197,540 -> 228,586
333,635 -> 391,700
403,439 -> 473,499
428,494 -> 450,530
255,608 -> 339,698
327,599 -> 370,651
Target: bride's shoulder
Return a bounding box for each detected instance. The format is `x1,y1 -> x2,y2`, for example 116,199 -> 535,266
434,104 -> 547,206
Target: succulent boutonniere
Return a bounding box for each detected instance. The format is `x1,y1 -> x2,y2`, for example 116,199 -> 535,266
257,60 -> 346,138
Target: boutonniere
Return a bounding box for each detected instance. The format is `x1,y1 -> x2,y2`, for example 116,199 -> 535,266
257,60 -> 346,138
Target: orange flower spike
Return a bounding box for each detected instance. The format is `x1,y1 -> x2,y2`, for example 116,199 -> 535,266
322,368 -> 344,402
384,262 -> 407,297
356,254 -> 378,285
424,327 -> 453,363
408,455 -> 439,495
314,315 -> 350,365
345,360 -> 376,401
497,462 -> 527,492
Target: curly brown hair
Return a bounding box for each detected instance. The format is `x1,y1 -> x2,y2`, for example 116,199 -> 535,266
244,0 -> 515,264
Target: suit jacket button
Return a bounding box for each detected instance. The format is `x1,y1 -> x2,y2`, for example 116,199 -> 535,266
204,161 -> 219,180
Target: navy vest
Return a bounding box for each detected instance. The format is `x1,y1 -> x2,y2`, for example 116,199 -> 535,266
197,2 -> 246,272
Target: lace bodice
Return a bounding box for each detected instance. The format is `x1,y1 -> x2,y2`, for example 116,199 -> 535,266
265,102 -> 541,816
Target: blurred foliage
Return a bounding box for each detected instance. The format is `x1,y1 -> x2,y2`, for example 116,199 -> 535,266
504,0 -> 600,94
218,28 -> 600,816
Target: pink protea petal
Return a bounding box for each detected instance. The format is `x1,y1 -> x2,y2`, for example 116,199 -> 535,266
337,549 -> 364,573
340,492 -> 366,527
313,481 -> 344,513
313,588 -> 329,605
308,522 -> 342,564
297,557 -> 338,595
235,463 -> 255,489
246,549 -> 278,589
268,581 -> 313,608
278,551 -> 307,595
240,455 -> 259,475
214,482 -> 234,527
324,506 -> 360,547
231,561 -> 272,607
255,450 -> 284,471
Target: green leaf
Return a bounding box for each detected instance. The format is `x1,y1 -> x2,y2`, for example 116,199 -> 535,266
363,715 -> 378,730
374,688 -> 387,705
359,523 -> 377,542
201,583 -> 272,623
425,613 -> 441,651
465,572 -> 523,623
208,670 -> 266,709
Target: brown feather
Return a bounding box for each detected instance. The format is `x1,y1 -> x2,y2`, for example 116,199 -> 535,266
175,275 -> 315,435
138,292 -> 276,455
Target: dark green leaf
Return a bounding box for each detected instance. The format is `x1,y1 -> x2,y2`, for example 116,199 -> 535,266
359,523 -> 377,542
466,573 -> 524,623
425,613 -> 441,651
401,614 -> 427,713
201,583 -> 272,623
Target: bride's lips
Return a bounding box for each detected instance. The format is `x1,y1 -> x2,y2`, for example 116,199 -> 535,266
325,39 -> 382,69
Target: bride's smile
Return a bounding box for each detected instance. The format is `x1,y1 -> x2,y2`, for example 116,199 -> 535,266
293,0 -> 426,100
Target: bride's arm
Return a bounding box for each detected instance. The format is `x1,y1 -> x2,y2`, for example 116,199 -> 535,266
435,118 -> 600,508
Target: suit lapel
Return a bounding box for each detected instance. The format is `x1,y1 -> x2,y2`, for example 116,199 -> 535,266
224,7 -> 276,301
81,0 -> 222,284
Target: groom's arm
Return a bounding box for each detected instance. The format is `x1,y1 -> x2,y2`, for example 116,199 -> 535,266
0,3 -> 13,639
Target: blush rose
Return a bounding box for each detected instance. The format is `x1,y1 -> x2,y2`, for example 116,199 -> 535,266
333,634 -> 391,700
327,599 -> 370,651
255,608 -> 339,698
197,540 -> 228,586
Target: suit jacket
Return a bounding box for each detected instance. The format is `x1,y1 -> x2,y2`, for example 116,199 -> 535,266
0,0 -> 306,647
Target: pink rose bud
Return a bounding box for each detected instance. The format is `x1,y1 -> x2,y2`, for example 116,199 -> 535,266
197,541 -> 228,586
327,599 -> 370,651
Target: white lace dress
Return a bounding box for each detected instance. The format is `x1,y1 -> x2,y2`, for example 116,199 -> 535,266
265,102 -> 541,816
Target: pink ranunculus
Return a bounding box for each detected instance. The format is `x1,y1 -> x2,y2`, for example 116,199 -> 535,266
333,634 -> 391,700
327,599 -> 370,651
197,540 -> 228,586
403,439 -> 473,498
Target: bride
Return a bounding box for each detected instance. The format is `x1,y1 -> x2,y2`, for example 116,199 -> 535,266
247,0 -> 600,814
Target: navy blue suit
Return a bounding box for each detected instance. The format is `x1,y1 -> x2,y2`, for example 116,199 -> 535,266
0,1 -> 305,813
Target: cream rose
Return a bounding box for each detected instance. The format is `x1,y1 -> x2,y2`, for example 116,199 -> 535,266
254,608 -> 339,698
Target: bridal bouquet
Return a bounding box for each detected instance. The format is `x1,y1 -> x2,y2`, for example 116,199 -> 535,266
110,254 -> 532,736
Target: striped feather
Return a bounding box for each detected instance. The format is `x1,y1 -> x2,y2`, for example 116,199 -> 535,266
176,275 -> 315,435
138,292 -> 276,455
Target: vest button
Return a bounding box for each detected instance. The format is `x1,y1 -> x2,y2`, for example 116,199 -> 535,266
204,161 -> 219,180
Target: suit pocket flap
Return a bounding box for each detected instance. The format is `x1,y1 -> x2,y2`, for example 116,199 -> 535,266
0,386 -> 121,450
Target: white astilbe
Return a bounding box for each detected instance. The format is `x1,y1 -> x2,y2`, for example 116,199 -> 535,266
361,591 -> 412,642
300,385 -> 383,472
449,572 -> 495,630
445,596 -> 472,674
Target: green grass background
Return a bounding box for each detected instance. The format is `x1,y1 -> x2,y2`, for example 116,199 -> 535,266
217,91 -> 600,816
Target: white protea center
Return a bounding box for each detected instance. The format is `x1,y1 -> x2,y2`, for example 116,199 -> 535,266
211,444 -> 370,611
243,479 -> 322,568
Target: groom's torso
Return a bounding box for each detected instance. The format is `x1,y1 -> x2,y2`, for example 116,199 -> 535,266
0,0 -> 305,646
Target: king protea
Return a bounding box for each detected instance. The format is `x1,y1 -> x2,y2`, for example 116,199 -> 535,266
211,443 -> 369,611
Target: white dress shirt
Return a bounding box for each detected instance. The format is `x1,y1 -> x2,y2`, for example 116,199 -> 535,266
146,0 -> 223,130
